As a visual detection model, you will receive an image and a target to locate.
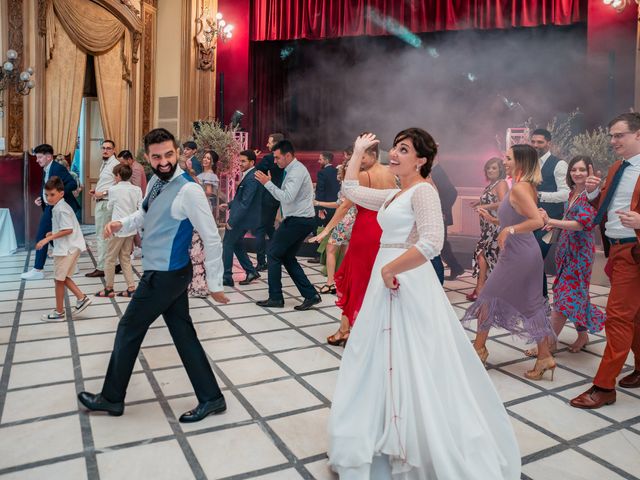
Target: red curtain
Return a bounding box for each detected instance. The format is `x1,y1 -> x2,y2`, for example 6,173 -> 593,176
251,0 -> 586,41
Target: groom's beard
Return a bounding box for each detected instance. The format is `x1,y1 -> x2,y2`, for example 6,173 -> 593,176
152,162 -> 177,181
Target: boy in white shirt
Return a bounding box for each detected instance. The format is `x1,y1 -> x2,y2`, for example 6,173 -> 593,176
96,164 -> 142,297
37,177 -> 92,321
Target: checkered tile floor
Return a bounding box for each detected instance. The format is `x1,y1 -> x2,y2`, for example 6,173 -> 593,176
0,234 -> 639,480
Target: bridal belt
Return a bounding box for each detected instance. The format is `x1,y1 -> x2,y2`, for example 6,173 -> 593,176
380,243 -> 412,249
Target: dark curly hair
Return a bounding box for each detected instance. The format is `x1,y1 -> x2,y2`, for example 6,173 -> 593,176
143,128 -> 178,152
393,128 -> 438,178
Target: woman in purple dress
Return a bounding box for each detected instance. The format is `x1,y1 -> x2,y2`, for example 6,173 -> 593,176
463,144 -> 555,380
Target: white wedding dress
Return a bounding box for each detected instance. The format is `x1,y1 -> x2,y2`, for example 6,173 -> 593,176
328,181 -> 520,479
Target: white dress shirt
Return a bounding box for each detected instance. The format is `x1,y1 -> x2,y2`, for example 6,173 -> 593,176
95,155 -> 120,197
42,161 -> 53,205
107,181 -> 143,237
587,153 -> 640,239
51,199 -> 86,255
119,166 -> 224,291
538,151 -> 570,203
263,159 -> 315,218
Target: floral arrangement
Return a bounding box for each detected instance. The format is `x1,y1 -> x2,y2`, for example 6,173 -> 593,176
191,121 -> 242,176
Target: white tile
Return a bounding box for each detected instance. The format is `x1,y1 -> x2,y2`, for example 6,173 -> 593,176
142,345 -> 183,369
0,458 -> 87,480
2,382 -> 78,423
581,430 -> 640,477
304,459 -> 338,480
303,370 -> 338,401
80,352 -> 142,379
153,367 -> 200,397
268,408 -> 331,459
202,336 -> 262,361
8,357 -> 75,389
97,439 -> 194,480
252,330 -> 314,351
0,415 -> 83,469
189,424 -> 288,478
509,417 -> 558,457
83,372 -> 155,403
76,332 -> 117,354
487,370 -> 541,403
522,449 -> 625,480
218,302 -> 273,319
509,395 -> 611,440
240,378 -> 322,417
12,338 -> 71,362
90,402 -> 173,449
276,347 -> 340,374
217,355 -> 289,385
251,468 -> 304,480
233,315 -> 289,333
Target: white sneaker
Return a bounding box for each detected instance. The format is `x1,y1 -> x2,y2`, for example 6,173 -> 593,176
41,309 -> 65,322
21,269 -> 45,280
74,295 -> 92,315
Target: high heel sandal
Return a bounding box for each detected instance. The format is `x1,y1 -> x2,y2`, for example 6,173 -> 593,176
327,329 -> 350,347
318,284 -> 336,295
466,289 -> 479,301
474,345 -> 489,365
524,356 -> 557,381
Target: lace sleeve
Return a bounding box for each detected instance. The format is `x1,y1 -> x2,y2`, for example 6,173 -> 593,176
411,183 -> 444,260
342,180 -> 397,211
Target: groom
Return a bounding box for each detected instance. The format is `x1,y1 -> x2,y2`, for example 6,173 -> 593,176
255,140 -> 321,311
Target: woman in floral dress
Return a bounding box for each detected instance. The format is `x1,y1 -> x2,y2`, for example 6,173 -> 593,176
468,158 -> 508,300
187,168 -> 211,298
539,155 -> 605,353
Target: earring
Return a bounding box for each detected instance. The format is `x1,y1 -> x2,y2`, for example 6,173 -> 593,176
416,164 -> 420,172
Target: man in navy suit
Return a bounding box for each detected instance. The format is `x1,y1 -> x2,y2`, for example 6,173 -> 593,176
315,151 -> 340,225
22,144 -> 80,280
254,133 -> 285,271
222,150 -> 263,287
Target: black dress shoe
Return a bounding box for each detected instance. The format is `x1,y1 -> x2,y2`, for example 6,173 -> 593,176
445,268 -> 464,281
256,298 -> 285,308
294,294 -> 322,311
256,263 -> 268,272
115,265 -> 122,274
77,391 -> 124,416
307,257 -> 321,264
239,272 -> 260,285
85,269 -> 105,278
223,278 -> 235,287
179,396 -> 227,423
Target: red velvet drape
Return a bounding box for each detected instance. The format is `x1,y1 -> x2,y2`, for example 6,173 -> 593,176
251,0 -> 586,41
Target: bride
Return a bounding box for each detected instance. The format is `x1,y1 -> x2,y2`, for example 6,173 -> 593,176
328,130 -> 520,479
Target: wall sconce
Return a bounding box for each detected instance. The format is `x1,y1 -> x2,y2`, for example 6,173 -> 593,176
603,0 -> 639,12
195,8 -> 234,71
0,49 -> 35,117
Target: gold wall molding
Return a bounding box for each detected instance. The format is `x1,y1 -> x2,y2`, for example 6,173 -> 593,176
7,0 -> 25,153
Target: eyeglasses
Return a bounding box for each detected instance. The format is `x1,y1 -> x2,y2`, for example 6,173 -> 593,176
606,131 -> 635,140
101,146 -> 114,150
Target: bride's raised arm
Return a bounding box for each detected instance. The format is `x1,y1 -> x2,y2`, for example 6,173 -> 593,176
341,133 -> 396,211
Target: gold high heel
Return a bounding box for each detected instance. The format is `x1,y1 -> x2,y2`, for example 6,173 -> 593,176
524,356 -> 557,381
474,345 -> 489,366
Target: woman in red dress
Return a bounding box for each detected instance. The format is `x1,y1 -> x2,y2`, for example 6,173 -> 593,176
327,139 -> 397,346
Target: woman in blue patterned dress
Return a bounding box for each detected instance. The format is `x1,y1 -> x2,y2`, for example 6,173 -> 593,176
538,155 -> 605,354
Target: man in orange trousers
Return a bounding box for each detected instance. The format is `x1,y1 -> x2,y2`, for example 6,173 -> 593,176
570,112 -> 640,409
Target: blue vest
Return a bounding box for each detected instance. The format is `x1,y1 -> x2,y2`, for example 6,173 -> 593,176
538,155 -> 564,220
141,173 -> 194,272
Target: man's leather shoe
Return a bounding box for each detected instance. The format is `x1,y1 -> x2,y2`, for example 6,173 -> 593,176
115,265 -> 122,274
77,391 -> 124,416
307,257 -> 321,264
179,396 -> 226,423
294,294 -> 322,311
569,386 -> 616,409
256,298 -> 285,308
445,268 -> 464,281
223,278 -> 235,287
619,370 -> 640,388
85,269 -> 105,278
256,263 -> 268,272
239,272 -> 260,285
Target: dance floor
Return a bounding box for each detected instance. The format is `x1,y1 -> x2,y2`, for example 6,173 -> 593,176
0,234 -> 639,480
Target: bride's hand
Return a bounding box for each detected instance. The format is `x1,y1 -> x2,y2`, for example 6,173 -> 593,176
381,266 -> 399,290
354,133 -> 379,154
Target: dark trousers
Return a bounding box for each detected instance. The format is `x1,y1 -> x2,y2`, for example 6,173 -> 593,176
34,205 -> 53,270
101,264 -> 222,403
431,255 -> 445,285
267,216 -> 317,301
534,229 -> 552,298
441,227 -> 463,273
223,227 -> 257,282
255,202 -> 279,265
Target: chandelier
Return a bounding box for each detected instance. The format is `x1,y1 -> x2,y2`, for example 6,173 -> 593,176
0,49 -> 35,116
195,8 -> 234,71
603,0 -> 639,12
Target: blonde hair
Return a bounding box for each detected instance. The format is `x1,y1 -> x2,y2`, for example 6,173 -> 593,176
512,144 -> 541,186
